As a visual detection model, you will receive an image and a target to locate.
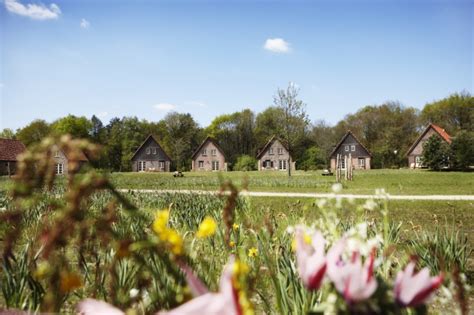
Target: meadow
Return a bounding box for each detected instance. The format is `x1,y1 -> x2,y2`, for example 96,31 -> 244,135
1,152 -> 473,314
106,169 -> 474,195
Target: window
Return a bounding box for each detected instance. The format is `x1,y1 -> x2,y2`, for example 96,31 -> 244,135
415,156 -> 422,167
340,158 -> 346,169
212,161 -> 220,171
278,148 -> 283,155
198,161 -> 204,168
264,160 -> 272,168
55,163 -> 64,175
138,161 -> 146,171
146,148 -> 151,155
358,158 -> 365,168
211,149 -> 217,156
202,149 -> 207,156
54,151 -> 60,158
269,148 -> 274,155
159,161 -> 165,170
351,145 -> 355,152
279,160 -> 287,170
152,148 -> 157,154
344,145 -> 349,152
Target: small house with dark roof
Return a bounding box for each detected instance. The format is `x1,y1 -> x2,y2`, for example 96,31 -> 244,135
406,123 -> 452,168
330,131 -> 371,170
191,137 -> 227,171
256,136 -> 295,171
131,135 -> 171,172
52,144 -> 89,175
0,138 -> 26,175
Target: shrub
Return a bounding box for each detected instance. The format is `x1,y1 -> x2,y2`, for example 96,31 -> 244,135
298,146 -> 326,170
450,131 -> 474,171
422,135 -> 451,170
233,155 -> 257,171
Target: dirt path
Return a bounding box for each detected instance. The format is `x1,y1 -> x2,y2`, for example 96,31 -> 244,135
118,189 -> 474,201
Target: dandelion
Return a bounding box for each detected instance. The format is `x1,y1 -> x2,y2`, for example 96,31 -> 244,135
152,209 -> 184,255
332,183 -> 342,193
248,247 -> 258,258
197,216 -> 217,238
232,223 -> 239,231
153,209 -> 170,235
229,241 -> 236,247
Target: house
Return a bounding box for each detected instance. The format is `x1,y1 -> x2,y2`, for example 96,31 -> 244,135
406,123 -> 452,168
131,135 -> 172,172
191,137 -> 227,171
52,145 -> 89,175
256,136 -> 295,171
329,131 -> 371,170
0,138 -> 26,176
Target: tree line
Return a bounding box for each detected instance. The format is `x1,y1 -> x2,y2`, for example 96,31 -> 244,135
1,88 -> 473,171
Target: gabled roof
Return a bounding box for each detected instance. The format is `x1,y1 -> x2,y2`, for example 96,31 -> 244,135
0,138 -> 26,161
66,149 -> 89,162
329,130 -> 372,157
406,123 -> 452,156
256,135 -> 291,159
53,145 -> 89,162
191,136 -> 226,160
130,134 -> 171,161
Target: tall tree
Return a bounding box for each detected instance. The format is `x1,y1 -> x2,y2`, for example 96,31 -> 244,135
90,115 -> 105,143
0,128 -> 15,139
16,119 -> 51,147
273,83 -> 309,176
51,115 -> 92,139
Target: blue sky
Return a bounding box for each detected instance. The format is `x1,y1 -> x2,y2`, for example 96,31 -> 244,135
0,0 -> 472,131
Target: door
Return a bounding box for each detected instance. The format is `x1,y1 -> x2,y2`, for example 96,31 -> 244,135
212,161 -> 220,171
358,158 -> 365,169
138,161 -> 146,172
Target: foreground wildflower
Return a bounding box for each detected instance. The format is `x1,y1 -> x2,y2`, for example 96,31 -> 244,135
248,247 -> 258,257
160,258 -> 254,315
394,261 -> 443,307
196,216 -> 217,238
152,209 -> 184,255
77,258 -> 254,315
294,226 -> 327,290
327,240 -> 377,303
233,223 -> 239,231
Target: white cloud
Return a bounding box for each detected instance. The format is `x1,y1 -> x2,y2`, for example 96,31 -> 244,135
263,38 -> 291,53
5,0 -> 61,20
153,103 -> 176,112
80,18 -> 90,29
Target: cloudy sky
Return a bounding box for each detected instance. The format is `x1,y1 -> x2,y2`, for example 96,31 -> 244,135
0,0 -> 472,130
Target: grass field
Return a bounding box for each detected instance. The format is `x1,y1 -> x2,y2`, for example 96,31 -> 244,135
1,168 -> 473,313
103,169 -> 474,195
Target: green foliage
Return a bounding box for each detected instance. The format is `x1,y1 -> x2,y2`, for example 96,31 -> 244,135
51,115 -> 92,139
421,92 -> 474,134
0,128 -> 15,139
233,155 -> 257,171
298,146 -> 326,170
422,135 -> 451,171
450,131 -> 474,171
410,225 -> 472,274
16,119 -> 51,147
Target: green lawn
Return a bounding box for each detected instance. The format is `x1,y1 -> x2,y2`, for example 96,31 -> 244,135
105,169 -> 474,195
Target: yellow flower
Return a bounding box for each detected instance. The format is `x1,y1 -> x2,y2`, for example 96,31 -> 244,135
229,241 -> 236,247
232,223 -> 239,231
233,261 -> 250,276
248,247 -> 258,258
167,229 -> 184,255
60,271 -> 82,293
153,209 -> 170,235
197,216 -> 217,238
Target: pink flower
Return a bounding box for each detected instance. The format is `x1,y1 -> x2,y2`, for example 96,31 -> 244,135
294,226 -> 327,290
77,259 -> 244,315
158,260 -> 241,315
394,261 -> 443,307
327,239 -> 377,303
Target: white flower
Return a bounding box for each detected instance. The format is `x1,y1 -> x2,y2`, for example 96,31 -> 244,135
285,226 -> 295,234
316,199 -> 327,209
332,183 -> 343,193
363,199 -> 377,211
129,288 -> 139,298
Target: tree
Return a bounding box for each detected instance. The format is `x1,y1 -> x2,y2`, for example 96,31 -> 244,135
90,115 -> 105,143
450,131 -> 474,171
0,128 -> 15,139
273,83 -> 309,176
16,119 -> 51,147
51,115 -> 92,139
422,135 -> 451,171
298,146 -> 327,170
161,112 -> 201,171
233,155 -> 257,171
421,92 -> 474,134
